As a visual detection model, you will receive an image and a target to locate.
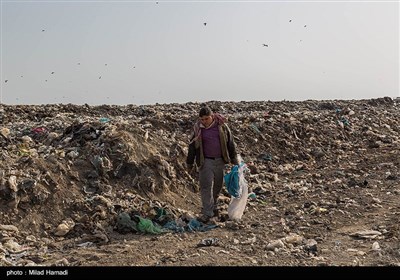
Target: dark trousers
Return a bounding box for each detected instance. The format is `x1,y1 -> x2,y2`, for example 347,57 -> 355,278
199,158 -> 225,217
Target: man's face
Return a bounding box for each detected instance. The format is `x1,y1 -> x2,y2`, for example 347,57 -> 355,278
200,115 -> 213,127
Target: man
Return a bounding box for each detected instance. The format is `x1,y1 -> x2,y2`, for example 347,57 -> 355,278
186,106 -> 239,223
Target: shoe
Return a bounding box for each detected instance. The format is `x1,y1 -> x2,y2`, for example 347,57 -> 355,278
197,214 -> 211,223
213,208 -> 220,217
208,216 -> 219,225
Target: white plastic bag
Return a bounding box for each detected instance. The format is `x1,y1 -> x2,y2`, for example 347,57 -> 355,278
227,161 -> 248,221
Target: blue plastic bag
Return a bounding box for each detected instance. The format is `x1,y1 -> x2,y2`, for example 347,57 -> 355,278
224,164 -> 241,198
227,161 -> 249,221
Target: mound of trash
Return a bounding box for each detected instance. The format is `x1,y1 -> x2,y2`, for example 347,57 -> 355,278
1,97 -> 399,266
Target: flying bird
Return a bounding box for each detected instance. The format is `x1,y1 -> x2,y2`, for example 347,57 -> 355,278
5,80 -> 8,83
262,44 -> 269,47
289,20 -> 292,22
99,76 -> 102,79
105,64 -> 107,66
304,25 -> 307,27
41,29 -> 45,32
51,72 -> 55,74
203,22 -> 207,26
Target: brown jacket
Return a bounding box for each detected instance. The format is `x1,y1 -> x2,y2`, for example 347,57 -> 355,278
186,123 -> 238,168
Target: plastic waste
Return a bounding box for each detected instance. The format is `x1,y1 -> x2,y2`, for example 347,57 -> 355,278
197,238 -> 219,247
136,215 -> 163,234
248,192 -> 256,199
99,117 -> 110,123
224,165 -> 241,198
115,212 -> 137,233
227,156 -> 249,221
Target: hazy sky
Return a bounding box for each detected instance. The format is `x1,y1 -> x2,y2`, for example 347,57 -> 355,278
1,0 -> 399,105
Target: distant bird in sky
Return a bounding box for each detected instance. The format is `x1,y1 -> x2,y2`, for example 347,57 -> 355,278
77,63 -> 80,65
203,22 -> 207,26
99,76 -> 102,79
133,66 -> 136,69
262,44 -> 268,47
5,80 -> 8,83
51,72 -> 55,74
289,19 -> 292,22
20,76 -> 23,78
105,64 -> 107,66
41,29 -> 45,32
304,25 -> 307,27
45,80 -> 48,82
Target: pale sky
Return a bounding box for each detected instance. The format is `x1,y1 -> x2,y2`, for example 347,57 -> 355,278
1,0 -> 399,105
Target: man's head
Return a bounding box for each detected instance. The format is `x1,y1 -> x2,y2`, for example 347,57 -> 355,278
199,106 -> 213,127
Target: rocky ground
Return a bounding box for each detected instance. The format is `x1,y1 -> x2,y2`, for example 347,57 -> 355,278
0,97 -> 399,267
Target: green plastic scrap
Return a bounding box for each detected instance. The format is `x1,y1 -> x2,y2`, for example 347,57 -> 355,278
136,215 -> 164,234
156,207 -> 167,218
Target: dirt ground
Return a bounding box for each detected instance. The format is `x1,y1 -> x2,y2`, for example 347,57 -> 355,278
0,97 -> 399,267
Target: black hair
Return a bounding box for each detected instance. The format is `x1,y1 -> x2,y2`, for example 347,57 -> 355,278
199,106 -> 213,117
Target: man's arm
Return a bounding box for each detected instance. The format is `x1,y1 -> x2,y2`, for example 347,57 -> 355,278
225,125 -> 239,165
186,137 -> 196,169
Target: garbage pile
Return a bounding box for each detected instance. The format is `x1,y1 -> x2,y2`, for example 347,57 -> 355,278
0,97 -> 399,266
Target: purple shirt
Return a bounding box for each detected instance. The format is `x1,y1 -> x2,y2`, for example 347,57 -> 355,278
201,124 -> 222,158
